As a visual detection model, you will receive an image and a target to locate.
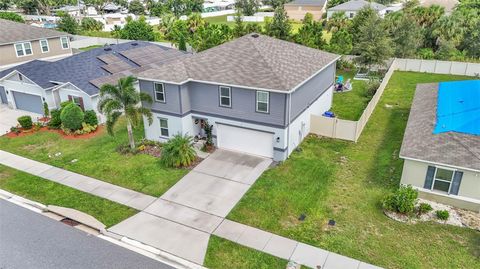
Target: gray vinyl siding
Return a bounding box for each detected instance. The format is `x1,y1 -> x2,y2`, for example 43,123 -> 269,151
180,84 -> 190,113
139,80 -> 181,114
186,82 -> 286,126
290,63 -> 335,120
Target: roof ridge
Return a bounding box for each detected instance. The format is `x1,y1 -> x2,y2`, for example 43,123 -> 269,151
248,35 -> 291,91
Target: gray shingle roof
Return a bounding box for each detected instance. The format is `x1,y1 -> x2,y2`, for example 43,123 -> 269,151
285,0 -> 327,6
0,19 -> 69,45
0,41 -> 188,96
328,0 -> 386,11
138,34 -> 339,92
400,83 -> 480,171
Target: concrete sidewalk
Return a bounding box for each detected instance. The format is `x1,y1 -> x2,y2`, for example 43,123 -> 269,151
0,149 -> 382,268
0,150 -> 156,210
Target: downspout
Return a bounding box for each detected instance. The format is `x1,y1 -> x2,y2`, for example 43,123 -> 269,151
286,92 -> 292,157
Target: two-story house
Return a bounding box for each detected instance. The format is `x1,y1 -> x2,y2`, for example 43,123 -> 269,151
138,34 -> 339,161
0,19 -> 73,70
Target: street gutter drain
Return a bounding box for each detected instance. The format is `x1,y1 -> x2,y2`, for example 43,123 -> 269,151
60,218 -> 81,227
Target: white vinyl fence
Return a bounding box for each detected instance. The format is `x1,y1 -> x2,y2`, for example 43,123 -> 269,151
310,58 -> 480,142
70,35 -> 173,49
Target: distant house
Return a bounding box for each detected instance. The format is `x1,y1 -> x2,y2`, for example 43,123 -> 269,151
420,0 -> 458,13
400,82 -> 480,212
137,34 -> 339,161
327,0 -> 387,19
0,19 -> 72,70
0,42 -> 186,121
284,0 -> 327,21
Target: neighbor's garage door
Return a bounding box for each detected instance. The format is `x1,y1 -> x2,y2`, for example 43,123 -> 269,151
12,91 -> 43,114
217,124 -> 274,158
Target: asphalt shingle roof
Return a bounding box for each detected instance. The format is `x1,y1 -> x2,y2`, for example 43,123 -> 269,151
328,0 -> 386,11
400,83 -> 480,171
0,19 -> 69,45
0,41 -> 187,96
138,34 -> 339,92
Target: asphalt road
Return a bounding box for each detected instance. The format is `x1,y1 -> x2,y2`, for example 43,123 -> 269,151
0,199 -> 175,269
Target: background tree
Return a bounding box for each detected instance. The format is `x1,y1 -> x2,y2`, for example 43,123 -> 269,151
98,76 -> 153,149
81,17 -> 104,31
0,0 -> 11,10
84,0 -> 108,15
15,0 -> 38,14
185,0 -> 203,14
189,24 -> 231,52
349,7 -> 377,44
166,0 -> 186,17
119,16 -> 156,41
326,11 -> 350,32
354,15 -> 393,68
235,0 -> 258,16
460,20 -> 480,59
264,6 -> 291,40
294,13 -> 325,49
390,13 -> 423,58
328,28 -> 352,54
128,0 -> 145,15
232,12 -> 246,37
165,18 -> 189,48
148,1 -> 167,17
435,39 -> 463,60
0,11 -> 25,22
57,13 -> 79,34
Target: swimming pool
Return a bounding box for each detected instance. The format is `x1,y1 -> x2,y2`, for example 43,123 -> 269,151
433,80 -> 480,136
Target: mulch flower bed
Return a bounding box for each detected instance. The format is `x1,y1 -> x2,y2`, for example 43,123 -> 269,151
4,125 -> 104,140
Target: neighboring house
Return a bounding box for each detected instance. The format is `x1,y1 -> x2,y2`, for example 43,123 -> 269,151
0,19 -> 73,70
326,0 -> 387,19
0,42 -> 186,121
420,0 -> 458,13
399,82 -> 480,212
284,0 -> 327,21
137,34 -> 339,161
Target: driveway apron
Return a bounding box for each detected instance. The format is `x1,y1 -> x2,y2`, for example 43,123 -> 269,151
108,149 -> 272,264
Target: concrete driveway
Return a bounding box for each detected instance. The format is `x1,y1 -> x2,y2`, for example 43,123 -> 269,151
108,149 -> 272,264
0,105 -> 42,135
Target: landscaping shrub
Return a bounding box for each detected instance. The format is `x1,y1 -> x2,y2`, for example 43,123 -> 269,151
84,110 -> 98,126
60,103 -> 84,130
417,203 -> 433,215
43,102 -> 49,117
17,115 -> 33,130
48,109 -> 62,129
436,210 -> 449,220
10,126 -> 20,135
382,185 -> 418,214
33,122 -> 42,131
365,78 -> 381,98
160,134 -> 197,168
72,123 -> 97,135
60,100 -> 73,110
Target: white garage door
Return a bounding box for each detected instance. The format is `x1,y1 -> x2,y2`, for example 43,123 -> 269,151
217,124 -> 274,158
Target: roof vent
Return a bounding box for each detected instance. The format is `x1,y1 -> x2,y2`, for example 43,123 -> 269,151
251,33 -> 259,38
131,42 -> 138,46
104,47 -> 112,51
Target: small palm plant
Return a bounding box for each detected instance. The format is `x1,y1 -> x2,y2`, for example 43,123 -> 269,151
161,134 -> 197,168
98,76 -> 153,149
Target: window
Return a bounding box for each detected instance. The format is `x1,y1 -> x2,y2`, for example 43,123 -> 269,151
256,91 -> 269,113
432,168 -> 454,193
14,42 -> 33,57
219,86 -> 231,107
68,95 -> 84,110
60,36 -> 69,49
154,83 -> 165,102
40,39 -> 49,53
159,118 -> 169,137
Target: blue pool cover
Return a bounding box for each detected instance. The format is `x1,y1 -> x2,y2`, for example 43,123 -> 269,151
433,80 -> 480,135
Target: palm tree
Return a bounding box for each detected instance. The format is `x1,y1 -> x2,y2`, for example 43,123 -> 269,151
98,76 -> 153,149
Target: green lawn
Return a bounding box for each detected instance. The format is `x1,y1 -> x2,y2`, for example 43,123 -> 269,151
331,70 -> 370,120
204,236 -> 292,269
78,45 -> 103,51
204,14 -> 304,33
0,119 -> 187,197
208,71 -> 480,269
0,165 -> 136,227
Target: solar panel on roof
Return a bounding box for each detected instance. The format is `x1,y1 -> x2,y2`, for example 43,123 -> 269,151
101,61 -> 133,74
97,54 -> 123,64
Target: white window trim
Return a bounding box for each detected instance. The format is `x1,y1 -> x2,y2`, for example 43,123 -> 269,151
431,166 -> 455,194
60,36 -> 69,50
154,82 -> 166,103
219,86 -> 231,108
40,39 -> 50,53
14,42 -> 33,57
256,90 -> 269,113
159,118 -> 169,138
